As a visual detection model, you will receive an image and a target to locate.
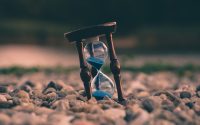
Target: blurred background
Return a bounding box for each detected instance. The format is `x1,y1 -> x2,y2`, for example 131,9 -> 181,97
0,0 -> 200,67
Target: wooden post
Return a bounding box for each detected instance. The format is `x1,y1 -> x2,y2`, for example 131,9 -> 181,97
76,41 -> 92,100
106,33 -> 124,102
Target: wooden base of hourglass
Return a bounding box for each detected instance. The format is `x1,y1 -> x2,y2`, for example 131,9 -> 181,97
76,42 -> 92,99
106,33 -> 124,102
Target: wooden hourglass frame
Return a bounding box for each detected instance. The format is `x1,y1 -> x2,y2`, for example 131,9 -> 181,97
64,22 -> 124,102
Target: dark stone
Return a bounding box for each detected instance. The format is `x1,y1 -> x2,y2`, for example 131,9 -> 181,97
196,85 -> 200,92
41,101 -> 51,108
185,102 -> 194,109
20,85 -> 32,93
24,80 -> 35,87
0,101 -> 13,108
0,86 -> 7,93
141,99 -> 154,113
45,81 -> 62,91
56,91 -> 67,98
197,91 -> 200,98
101,104 -> 111,110
180,91 -> 191,99
124,108 -> 137,122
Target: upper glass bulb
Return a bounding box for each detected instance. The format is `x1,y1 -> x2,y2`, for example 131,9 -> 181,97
84,41 -> 108,70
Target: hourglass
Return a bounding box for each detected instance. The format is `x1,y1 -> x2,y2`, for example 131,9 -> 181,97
84,38 -> 115,100
64,22 -> 124,101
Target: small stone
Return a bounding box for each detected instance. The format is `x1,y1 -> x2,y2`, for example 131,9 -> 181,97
136,91 -> 150,99
185,102 -> 194,109
43,87 -> 56,95
129,109 -> 150,125
141,99 -> 155,113
51,99 -> 70,111
41,101 -> 51,108
45,92 -> 57,102
32,89 -> 44,99
104,108 -> 125,120
180,91 -> 191,99
88,97 -> 97,104
0,101 -> 13,108
86,105 -> 104,114
0,86 -> 7,93
0,113 -> 10,125
61,88 -> 77,95
197,91 -> 200,98
124,108 -> 137,122
4,94 -> 12,100
46,81 -> 62,91
0,95 -> 7,102
14,104 -> 35,113
47,113 -> 72,125
63,84 -> 74,92
35,107 -> 54,115
73,120 -> 95,125
79,90 -> 86,96
16,90 -> 30,99
196,85 -> 200,92
77,95 -> 87,102
24,80 -> 35,87
101,104 -> 111,110
13,97 -> 21,105
20,85 -> 32,93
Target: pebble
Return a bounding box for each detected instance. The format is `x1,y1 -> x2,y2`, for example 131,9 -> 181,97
77,95 -> 87,102
104,108 -> 125,120
16,90 -> 30,99
0,113 -> 10,125
24,80 -> 35,87
47,113 -> 72,125
85,105 -> 104,114
32,89 -> 44,99
180,91 -> 191,99
45,92 -> 57,102
0,101 -> 13,108
20,85 -> 32,93
41,101 -> 51,108
141,98 -> 155,113
185,102 -> 194,109
196,85 -> 200,92
87,97 -> 97,105
57,90 -> 67,98
73,120 -> 95,125
124,108 -> 137,122
51,100 -> 70,111
46,81 -> 62,91
197,91 -> 200,98
0,86 -> 7,93
0,95 -> 7,102
136,91 -> 150,99
43,87 -> 56,95
129,107 -> 150,125
101,104 -> 111,110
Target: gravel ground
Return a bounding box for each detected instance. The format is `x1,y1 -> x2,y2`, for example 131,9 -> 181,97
0,71 -> 200,125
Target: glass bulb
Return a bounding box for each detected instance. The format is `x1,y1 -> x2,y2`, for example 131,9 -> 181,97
84,41 -> 108,70
84,41 -> 115,100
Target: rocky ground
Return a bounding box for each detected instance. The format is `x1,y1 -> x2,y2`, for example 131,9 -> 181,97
0,70 -> 200,125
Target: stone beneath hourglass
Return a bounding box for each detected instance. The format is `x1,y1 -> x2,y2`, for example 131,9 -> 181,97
84,37 -> 115,100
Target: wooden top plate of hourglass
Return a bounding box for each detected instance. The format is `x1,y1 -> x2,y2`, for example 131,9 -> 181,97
64,22 -> 117,42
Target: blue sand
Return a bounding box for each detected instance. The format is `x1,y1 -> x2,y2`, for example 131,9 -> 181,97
92,90 -> 112,100
86,57 -> 104,70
